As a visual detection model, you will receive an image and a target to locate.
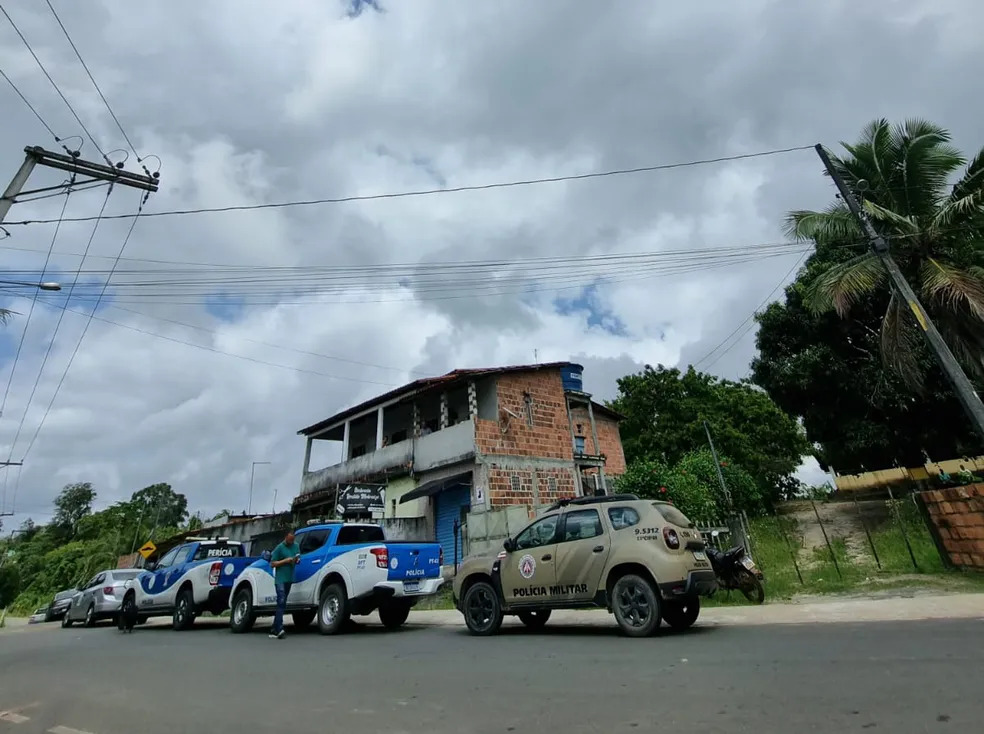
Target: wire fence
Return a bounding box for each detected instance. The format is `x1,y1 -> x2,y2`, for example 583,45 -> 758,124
698,494 -> 949,600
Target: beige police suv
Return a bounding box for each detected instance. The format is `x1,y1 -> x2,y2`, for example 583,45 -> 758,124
452,494 -> 717,637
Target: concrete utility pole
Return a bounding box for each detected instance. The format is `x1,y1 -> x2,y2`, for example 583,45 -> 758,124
0,145 -> 159,228
703,420 -> 733,509
814,144 -> 984,441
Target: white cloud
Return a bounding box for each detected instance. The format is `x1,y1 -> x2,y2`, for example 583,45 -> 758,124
1,0 -> 981,526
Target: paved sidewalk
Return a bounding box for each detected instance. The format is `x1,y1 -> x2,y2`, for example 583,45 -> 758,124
6,593 -> 984,633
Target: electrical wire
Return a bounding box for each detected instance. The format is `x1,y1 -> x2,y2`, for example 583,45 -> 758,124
3,144 -> 815,226
0,191 -> 72,419
0,64 -> 59,140
0,2 -> 107,161
2,186 -> 113,470
695,250 -> 811,372
43,0 -> 142,162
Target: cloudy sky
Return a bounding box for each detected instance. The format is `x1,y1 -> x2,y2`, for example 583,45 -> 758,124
0,0 -> 980,527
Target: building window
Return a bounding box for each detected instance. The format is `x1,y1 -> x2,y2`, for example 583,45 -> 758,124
548,477 -> 557,493
523,392 -> 534,426
510,475 -> 521,492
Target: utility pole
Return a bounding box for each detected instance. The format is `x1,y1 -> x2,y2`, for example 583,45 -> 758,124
0,145 -> 158,227
814,144 -> 984,440
703,420 -> 733,509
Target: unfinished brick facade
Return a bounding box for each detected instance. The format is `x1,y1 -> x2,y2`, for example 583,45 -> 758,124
919,485 -> 984,570
485,465 -> 578,507
475,371 -> 574,460
569,405 -> 627,476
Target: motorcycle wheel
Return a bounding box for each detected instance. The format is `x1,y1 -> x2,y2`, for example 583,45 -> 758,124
738,568 -> 765,605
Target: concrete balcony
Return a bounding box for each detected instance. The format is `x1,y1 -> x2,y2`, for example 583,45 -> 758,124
301,418 -> 476,494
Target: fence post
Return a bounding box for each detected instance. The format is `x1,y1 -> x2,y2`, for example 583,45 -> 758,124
810,498 -> 842,579
912,491 -> 952,569
773,510 -> 804,585
887,487 -> 919,571
852,493 -> 881,570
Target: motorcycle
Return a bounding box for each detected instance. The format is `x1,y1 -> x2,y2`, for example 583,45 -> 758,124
706,530 -> 765,604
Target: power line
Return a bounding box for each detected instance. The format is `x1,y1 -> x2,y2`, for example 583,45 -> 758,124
0,190 -> 72,419
43,0 -> 142,162
2,186 -> 113,468
0,64 -> 58,140
4,144 -> 815,226
0,2 -> 107,161
16,193 -> 144,476
694,250 -> 810,372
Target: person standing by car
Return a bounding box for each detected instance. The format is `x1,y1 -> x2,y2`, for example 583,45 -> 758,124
269,529 -> 301,639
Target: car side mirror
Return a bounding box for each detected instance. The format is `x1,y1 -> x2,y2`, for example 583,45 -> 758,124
143,561 -> 157,571
502,538 -> 516,553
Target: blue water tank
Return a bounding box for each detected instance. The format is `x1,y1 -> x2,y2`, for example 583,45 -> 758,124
561,363 -> 584,392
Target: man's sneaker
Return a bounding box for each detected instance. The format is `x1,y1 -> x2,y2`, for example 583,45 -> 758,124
277,629 -> 287,639
268,630 -> 279,639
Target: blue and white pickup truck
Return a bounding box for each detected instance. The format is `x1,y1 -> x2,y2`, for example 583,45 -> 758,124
121,537 -> 257,630
230,522 -> 444,635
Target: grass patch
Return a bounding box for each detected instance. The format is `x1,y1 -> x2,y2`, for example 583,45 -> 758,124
413,586 -> 455,611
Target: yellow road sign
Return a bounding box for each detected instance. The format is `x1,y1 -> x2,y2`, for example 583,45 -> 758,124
138,541 -> 157,559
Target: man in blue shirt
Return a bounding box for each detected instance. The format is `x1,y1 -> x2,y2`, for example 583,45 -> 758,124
269,529 -> 301,639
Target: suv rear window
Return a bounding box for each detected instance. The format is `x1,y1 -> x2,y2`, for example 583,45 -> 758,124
652,502 -> 694,528
194,543 -> 244,560
337,525 -> 385,546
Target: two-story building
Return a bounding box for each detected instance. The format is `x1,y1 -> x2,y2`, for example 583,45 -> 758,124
293,361 -> 626,563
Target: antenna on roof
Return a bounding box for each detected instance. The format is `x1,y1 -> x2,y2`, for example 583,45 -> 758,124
534,349 -> 538,363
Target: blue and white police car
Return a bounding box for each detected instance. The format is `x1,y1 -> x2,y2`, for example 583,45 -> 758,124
230,522 -> 444,635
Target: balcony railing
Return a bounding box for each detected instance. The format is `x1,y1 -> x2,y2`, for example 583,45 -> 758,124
301,418 -> 476,494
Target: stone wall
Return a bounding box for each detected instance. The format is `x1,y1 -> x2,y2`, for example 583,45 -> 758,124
918,485 -> 984,570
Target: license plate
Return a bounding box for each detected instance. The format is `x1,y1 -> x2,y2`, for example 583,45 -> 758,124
403,581 -> 421,593
692,551 -> 707,562
741,557 -> 755,570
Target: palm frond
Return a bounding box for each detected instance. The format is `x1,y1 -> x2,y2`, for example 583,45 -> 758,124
935,147 -> 984,232
933,305 -> 984,380
783,203 -> 861,244
0,309 -> 11,325
861,199 -> 919,234
896,119 -> 963,217
880,291 -> 925,390
804,252 -> 885,317
919,258 -> 984,322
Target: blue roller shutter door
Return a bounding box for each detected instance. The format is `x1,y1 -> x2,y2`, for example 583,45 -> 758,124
434,485 -> 471,566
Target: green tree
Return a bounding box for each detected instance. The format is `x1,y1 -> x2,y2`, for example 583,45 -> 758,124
52,482 -> 96,539
129,483 -> 188,531
753,219 -> 983,473
610,365 -> 809,502
614,458 -> 718,521
787,118 -> 984,386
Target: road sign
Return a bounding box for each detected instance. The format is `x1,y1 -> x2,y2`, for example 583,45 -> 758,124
138,541 -> 157,559
336,484 -> 386,517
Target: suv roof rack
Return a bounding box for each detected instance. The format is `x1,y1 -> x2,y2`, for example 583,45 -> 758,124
545,493 -> 639,511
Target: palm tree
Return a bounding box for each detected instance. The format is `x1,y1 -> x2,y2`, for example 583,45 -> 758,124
786,119 -> 984,386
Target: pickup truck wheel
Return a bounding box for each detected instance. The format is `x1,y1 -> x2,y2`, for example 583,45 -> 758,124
378,600 -> 412,629
612,574 -> 661,637
230,588 -> 255,633
317,583 -> 349,635
462,581 -> 503,636
517,609 -> 551,630
292,610 -> 315,630
172,588 -> 195,631
661,597 -> 700,630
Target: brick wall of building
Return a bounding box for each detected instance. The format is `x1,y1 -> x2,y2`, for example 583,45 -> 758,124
569,406 -> 627,476
485,465 -> 578,508
919,485 -> 984,570
474,370 -> 573,460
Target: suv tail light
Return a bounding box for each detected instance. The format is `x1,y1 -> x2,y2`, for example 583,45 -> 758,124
103,586 -> 114,595
663,527 -> 680,550
370,547 -> 388,569
439,547 -> 444,567
209,561 -> 222,586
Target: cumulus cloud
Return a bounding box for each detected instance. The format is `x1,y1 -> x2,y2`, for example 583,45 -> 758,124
0,0 -> 981,524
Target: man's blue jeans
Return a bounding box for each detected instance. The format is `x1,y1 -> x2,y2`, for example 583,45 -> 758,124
273,582 -> 292,634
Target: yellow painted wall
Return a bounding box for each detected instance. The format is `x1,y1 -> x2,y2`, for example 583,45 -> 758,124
834,456 -> 984,491
385,476 -> 429,519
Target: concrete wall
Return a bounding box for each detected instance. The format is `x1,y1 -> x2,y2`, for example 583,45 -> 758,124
381,516 -> 432,541
919,485 -> 984,570
464,504 -> 542,558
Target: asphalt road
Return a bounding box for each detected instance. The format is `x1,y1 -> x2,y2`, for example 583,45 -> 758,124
1,616 -> 981,734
